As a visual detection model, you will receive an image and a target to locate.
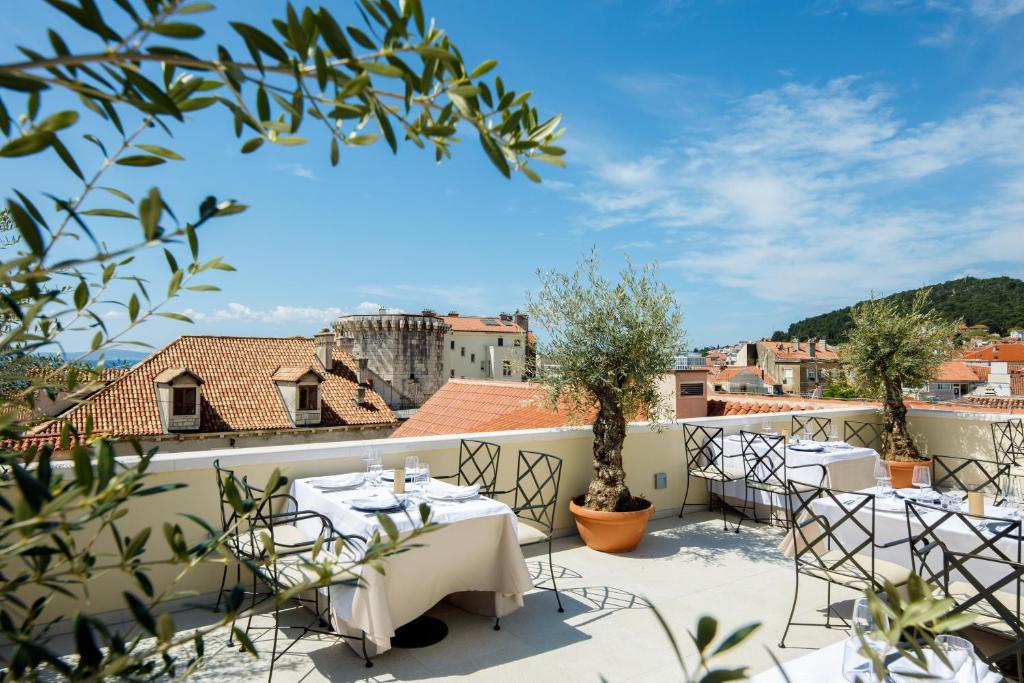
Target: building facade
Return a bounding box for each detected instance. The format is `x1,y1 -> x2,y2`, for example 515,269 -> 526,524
756,338 -> 840,396
334,310 -> 450,410
441,312 -> 529,382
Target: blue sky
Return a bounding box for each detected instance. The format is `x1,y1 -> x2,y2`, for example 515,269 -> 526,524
3,1 -> 1024,352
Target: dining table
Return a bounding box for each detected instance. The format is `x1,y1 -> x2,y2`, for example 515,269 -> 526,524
288,471 -> 534,655
778,486 -> 1022,587
749,636 -> 1000,682
717,434 -> 879,508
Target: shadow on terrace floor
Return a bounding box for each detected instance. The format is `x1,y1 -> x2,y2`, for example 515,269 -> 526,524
622,509 -> 791,565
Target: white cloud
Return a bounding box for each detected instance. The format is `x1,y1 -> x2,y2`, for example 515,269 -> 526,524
183,302 -> 343,324
357,284 -> 492,312
968,0 -> 1024,21
573,77 -> 1024,305
274,163 -> 317,180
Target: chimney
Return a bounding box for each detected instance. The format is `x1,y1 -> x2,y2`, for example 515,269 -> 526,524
514,309 -> 529,332
808,337 -> 816,358
447,311 -> 459,317
499,312 -> 513,322
354,386 -> 366,406
314,328 -> 334,371
337,336 -> 354,354
357,357 -> 369,385
378,306 -> 386,314
819,337 -> 827,352
792,338 -> 800,351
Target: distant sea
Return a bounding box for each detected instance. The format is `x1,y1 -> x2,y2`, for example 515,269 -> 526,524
60,350 -> 148,366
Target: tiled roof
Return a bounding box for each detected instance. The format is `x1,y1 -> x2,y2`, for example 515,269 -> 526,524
759,340 -> 839,361
961,344 -> 1024,363
25,336 -> 396,445
934,361 -> 984,383
714,366 -> 779,385
153,367 -> 201,384
970,366 -> 991,382
442,315 -> 526,334
271,366 -> 323,382
707,398 -> 814,416
962,396 -> 1024,410
391,379 -> 585,438
1013,368 -> 1024,397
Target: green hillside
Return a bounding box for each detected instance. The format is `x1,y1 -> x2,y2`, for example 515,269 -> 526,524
770,276 -> 1024,343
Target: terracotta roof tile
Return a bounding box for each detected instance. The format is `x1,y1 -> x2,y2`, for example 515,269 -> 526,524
713,366 -> 779,385
442,315 -> 526,334
934,361 -> 983,383
961,344 -> 1024,363
759,339 -> 839,361
25,336 -> 396,445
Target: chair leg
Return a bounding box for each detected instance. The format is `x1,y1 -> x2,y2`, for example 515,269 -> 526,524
548,538 -> 564,613
826,582 -> 832,628
361,633 -> 373,668
241,570 -> 257,652
779,572 -> 799,648
678,471 -> 690,518
214,564 -> 228,612
227,563 -> 242,647
493,617 -> 500,631
266,599 -> 279,682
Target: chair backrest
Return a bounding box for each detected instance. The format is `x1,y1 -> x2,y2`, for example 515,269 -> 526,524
458,439 -> 501,492
932,455 -> 1009,501
683,424 -> 726,476
788,484 -> 878,587
843,420 -> 883,451
942,550 -> 1024,648
992,419 -> 1024,466
512,450 -> 562,535
905,498 -> 1023,589
792,415 -> 831,441
740,430 -> 786,489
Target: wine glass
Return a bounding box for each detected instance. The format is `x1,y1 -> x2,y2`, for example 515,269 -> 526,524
366,458 -> 382,487
1000,477 -> 1022,517
829,424 -> 840,443
912,465 -> 932,497
890,634 -> 978,683
804,427 -> 814,443
417,463 -> 431,494
842,598 -> 890,682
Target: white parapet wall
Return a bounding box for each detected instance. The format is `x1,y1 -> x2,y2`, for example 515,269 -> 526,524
33,403 -> 1010,620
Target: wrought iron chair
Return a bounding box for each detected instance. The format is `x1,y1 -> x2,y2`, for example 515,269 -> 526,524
942,549 -> 1024,679
677,424 -> 744,532
904,499 -> 1022,594
437,438 -> 501,496
792,415 -> 832,442
740,431 -> 827,528
992,419 -> 1024,467
932,455 -> 1009,502
213,461 -> 372,674
240,507 -> 371,677
779,485 -> 911,648
843,420 -> 883,451
493,450 -> 564,630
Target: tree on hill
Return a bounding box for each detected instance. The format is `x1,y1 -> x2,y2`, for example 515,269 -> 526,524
772,276 -> 1024,342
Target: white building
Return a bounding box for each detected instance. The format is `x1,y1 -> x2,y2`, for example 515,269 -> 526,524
442,312 -> 529,382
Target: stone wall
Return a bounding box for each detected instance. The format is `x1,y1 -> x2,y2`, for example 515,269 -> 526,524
334,313 -> 449,409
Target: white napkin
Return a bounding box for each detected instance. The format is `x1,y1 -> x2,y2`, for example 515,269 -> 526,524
428,484 -> 480,501
824,440 -> 851,449
349,491 -> 408,510
314,472 -> 365,489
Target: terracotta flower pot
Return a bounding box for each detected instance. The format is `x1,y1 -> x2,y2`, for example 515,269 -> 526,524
888,459 -> 932,489
569,495 -> 654,553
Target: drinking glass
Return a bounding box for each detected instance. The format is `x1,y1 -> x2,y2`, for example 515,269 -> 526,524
404,455 -> 419,481
1000,477 -> 1022,516
366,460 -> 382,487
841,638 -> 880,683
912,465 -> 932,495
874,461 -> 892,497
804,427 -> 814,443
842,598 -> 889,682
417,463 -> 431,494
829,424 -> 840,442
890,634 -> 978,683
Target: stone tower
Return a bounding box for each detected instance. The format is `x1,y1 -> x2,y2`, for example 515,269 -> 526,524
333,309 -> 450,410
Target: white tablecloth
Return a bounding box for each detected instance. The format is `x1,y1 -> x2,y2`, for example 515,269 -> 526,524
718,436 -> 878,506
290,475 -> 534,654
792,489 -> 1021,587
749,637 -> 999,682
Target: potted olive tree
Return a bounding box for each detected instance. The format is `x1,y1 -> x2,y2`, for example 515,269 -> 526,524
842,291 -> 956,487
528,251 -> 683,552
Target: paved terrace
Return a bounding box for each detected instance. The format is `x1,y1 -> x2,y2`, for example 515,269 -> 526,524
43,514 -> 853,682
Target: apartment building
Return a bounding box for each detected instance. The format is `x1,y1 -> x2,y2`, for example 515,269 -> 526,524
756,338 -> 840,396
442,312 -> 529,382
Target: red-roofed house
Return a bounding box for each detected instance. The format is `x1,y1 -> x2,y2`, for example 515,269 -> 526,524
911,360 -> 986,400
20,334 -> 397,455
710,366 -> 782,395
756,338 -> 840,396
442,311 -> 530,383
961,343 -> 1024,367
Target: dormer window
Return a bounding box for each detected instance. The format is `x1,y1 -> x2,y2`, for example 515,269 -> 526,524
153,367 -> 202,432
298,384 -> 318,411
272,366 -> 324,427
173,387 -> 197,415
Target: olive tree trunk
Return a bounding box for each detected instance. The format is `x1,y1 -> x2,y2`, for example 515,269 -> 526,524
881,378 -> 921,461
584,395 -> 631,511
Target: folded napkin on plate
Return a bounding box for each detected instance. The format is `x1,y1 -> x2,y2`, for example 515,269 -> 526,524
314,472 -> 365,488
429,484 -> 480,501
823,441 -> 851,449
349,491 -> 408,510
